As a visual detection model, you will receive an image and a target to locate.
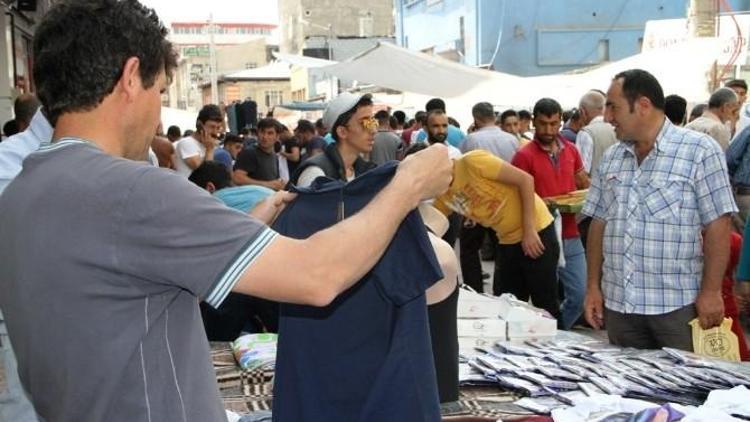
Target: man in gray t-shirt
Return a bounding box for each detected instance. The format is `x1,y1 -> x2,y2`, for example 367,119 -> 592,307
1,139 -> 273,420
370,110 -> 404,165
0,3 -> 453,421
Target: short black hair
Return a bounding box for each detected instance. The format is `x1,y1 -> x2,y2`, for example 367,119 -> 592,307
188,160 -> 231,191
499,109 -> 517,125
3,119 -> 18,137
33,0 -> 178,125
314,118 -> 325,129
223,134 -> 243,145
664,94 -> 687,125
690,103 -> 708,121
295,119 -> 315,133
389,116 -> 398,130
183,129 -> 194,137
197,104 -> 223,126
518,110 -> 532,120
331,94 -> 373,142
726,79 -> 748,91
532,98 -> 563,119
425,98 -> 447,113
613,69 -> 665,112
166,125 -> 181,138
447,116 -> 461,129
426,109 -> 446,125
415,111 -> 427,125
392,110 -> 406,125
257,118 -> 280,132
472,102 -> 495,122
13,94 -> 40,126
374,109 -> 390,124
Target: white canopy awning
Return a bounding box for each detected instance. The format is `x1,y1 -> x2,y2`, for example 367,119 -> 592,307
319,42 -> 514,98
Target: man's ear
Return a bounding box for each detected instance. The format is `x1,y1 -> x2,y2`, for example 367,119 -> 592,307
206,181 -> 216,194
335,124 -> 347,141
118,57 -> 142,101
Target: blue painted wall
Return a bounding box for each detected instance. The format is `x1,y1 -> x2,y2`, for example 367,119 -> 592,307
395,0 -> 750,76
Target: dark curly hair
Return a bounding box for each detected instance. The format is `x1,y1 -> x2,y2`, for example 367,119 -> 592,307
33,0 -> 178,125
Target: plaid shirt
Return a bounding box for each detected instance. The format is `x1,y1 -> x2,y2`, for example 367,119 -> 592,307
583,119 -> 737,315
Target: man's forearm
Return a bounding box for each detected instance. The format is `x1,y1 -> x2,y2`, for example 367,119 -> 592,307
702,215 -> 731,293
586,218 -> 606,291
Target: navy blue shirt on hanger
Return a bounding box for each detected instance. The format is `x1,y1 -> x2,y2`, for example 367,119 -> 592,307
271,162 -> 443,422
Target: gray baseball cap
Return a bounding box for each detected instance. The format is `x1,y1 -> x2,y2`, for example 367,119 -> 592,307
322,92 -> 371,131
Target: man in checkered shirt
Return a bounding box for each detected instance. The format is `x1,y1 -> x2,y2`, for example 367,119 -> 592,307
583,69 -> 738,351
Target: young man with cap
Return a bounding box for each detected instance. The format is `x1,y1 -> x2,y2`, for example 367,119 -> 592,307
291,92 -> 378,187
0,2 -> 453,421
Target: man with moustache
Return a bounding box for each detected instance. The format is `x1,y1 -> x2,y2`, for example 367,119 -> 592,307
512,98 -> 590,329
583,69 -> 736,350
424,110 -> 461,159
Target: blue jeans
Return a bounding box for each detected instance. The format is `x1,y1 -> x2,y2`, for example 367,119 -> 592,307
558,237 -> 586,329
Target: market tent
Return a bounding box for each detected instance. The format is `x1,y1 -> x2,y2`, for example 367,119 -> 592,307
316,39 -> 721,124
276,101 -> 328,111
319,41 -> 517,98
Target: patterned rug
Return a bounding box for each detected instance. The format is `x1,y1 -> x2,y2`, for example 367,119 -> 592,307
211,342 -> 540,419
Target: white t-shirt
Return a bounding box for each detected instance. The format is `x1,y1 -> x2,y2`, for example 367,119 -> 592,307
173,136 -> 206,177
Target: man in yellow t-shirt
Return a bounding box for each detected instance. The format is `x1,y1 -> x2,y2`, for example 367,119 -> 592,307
433,149 -> 561,320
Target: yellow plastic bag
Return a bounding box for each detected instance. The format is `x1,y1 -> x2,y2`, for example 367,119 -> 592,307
689,318 -> 741,362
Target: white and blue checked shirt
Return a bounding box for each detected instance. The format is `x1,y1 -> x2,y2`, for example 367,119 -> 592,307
582,118 -> 737,315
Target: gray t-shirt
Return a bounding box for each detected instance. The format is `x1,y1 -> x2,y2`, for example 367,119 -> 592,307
0,139 -> 277,422
370,130 -> 403,166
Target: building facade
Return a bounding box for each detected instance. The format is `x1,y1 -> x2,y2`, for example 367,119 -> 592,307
395,0 -> 750,76
279,0 -> 393,54
166,21 -> 278,110
201,62 -> 291,117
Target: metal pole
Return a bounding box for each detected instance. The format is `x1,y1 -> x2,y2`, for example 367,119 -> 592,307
209,13 -> 218,105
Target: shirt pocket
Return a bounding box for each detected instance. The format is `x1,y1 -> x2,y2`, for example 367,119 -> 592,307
641,177 -> 685,220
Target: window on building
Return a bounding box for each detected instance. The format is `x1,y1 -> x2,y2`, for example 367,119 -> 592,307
598,39 -> 610,62
245,62 -> 258,69
265,90 -> 283,108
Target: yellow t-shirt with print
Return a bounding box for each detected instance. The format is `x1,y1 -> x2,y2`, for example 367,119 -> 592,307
434,150 -> 553,244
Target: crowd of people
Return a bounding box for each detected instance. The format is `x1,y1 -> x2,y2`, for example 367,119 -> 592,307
2,0 -> 750,421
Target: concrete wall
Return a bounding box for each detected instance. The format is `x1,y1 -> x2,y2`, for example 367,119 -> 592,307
279,0 -> 394,54
396,0 -> 750,76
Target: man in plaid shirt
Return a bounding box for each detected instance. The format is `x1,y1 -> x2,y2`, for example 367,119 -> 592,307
583,69 -> 737,351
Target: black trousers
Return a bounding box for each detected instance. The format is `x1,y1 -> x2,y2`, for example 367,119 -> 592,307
427,286 -> 459,403
459,223 -> 486,292
495,224 -> 561,320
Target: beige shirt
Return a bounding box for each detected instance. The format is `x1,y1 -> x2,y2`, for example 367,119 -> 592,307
685,111 -> 731,150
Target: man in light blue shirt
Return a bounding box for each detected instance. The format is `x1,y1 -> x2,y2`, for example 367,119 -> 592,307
583,69 -> 736,351
0,107 -> 52,422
